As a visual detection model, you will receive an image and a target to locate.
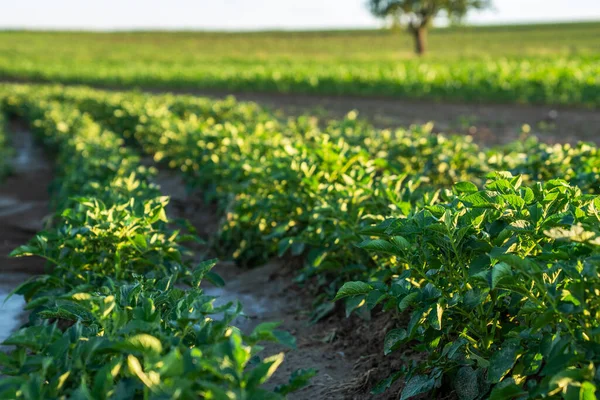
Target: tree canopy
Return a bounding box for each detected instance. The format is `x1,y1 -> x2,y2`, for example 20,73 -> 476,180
369,0 -> 492,27
368,0 -> 492,54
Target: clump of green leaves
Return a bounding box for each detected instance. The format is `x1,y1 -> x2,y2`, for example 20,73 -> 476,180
338,173 -> 600,398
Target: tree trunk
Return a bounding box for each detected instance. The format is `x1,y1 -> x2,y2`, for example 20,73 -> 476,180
413,26 -> 428,55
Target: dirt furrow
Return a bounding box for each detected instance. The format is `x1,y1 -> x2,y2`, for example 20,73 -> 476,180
0,119 -> 53,345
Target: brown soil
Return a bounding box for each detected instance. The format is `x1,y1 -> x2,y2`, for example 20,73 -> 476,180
154,169 -> 405,399
0,119 -> 52,275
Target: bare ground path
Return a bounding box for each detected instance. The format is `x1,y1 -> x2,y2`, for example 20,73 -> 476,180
0,119 -> 53,344
154,169 -> 403,399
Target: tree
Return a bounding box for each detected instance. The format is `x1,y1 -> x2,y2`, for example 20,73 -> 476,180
368,0 -> 492,55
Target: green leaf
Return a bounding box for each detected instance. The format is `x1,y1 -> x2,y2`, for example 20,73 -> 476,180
131,234 -> 147,251
454,367 -> 479,400
442,338 -> 467,359
192,258 -> 219,287
39,301 -> 95,323
429,303 -> 443,330
489,380 -> 527,400
9,244 -> 39,258
485,178 -> 512,192
468,348 -> 490,368
384,329 -> 407,355
275,368 -> 317,395
371,371 -> 403,394
460,192 -> 496,209
365,290 -> 387,310
334,281 -> 373,301
391,236 -> 410,251
205,271 -> 225,288
119,334 -> 163,355
70,380 -> 94,400
291,241 -> 305,256
93,357 -> 122,397
400,374 -> 436,400
127,354 -> 155,389
225,331 -> 251,370
277,238 -> 293,257
273,330 -> 297,349
357,239 -> 399,254
579,382 -> 597,400
509,220 -> 532,231
398,292 -> 419,311
488,339 -> 521,383
522,187 -> 535,203
454,181 -> 478,194
491,262 -> 512,289
501,194 -> 525,209
345,295 -> 366,317
246,353 -> 284,388
309,302 -> 335,324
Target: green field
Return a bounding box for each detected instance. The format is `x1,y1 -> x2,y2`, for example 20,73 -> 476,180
1,21 -> 599,106
1,20 -> 600,400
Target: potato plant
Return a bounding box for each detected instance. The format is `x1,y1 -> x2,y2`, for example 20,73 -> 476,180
338,174 -> 600,398
0,92 -> 306,399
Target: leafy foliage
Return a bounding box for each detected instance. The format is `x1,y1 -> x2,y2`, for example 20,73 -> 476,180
2,84 -> 600,398
343,174 -> 600,398
369,0 -> 492,28
0,92 -> 300,399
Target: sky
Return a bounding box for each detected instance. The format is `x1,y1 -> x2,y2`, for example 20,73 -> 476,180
1,0 -> 599,31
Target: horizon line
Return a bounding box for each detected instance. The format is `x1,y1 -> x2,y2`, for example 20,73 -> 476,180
1,18 -> 599,33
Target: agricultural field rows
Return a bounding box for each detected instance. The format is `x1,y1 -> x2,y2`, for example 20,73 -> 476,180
1,84 -> 599,398
0,90 -> 309,399
1,22 -> 600,107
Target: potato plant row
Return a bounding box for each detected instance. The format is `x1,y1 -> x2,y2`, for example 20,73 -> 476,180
5,84 -> 600,399
337,175 -> 600,399
0,90 -> 307,399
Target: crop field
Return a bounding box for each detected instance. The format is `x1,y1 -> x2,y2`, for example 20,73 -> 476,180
0,18 -> 600,400
0,81 -> 599,399
1,22 -> 600,106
